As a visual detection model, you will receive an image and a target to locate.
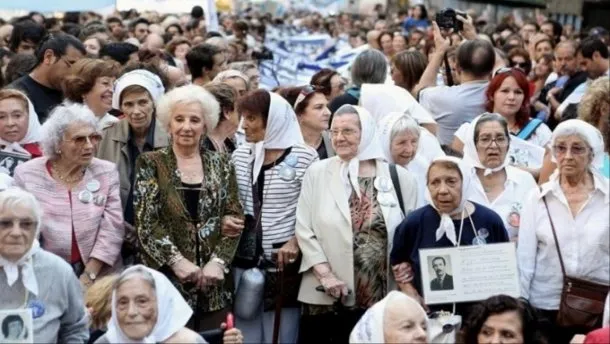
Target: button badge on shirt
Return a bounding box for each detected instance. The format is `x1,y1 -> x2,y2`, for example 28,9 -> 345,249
374,176 -> 397,207
278,154 -> 298,181
507,203 -> 522,229
78,190 -> 93,204
28,300 -> 45,319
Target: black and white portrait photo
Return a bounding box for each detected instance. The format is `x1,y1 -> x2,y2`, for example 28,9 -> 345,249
0,309 -> 32,344
0,151 -> 30,177
428,256 -> 454,291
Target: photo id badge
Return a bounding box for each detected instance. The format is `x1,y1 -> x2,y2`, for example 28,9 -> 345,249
0,308 -> 34,343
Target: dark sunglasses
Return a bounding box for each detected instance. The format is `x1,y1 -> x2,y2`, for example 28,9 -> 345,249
510,61 -> 531,69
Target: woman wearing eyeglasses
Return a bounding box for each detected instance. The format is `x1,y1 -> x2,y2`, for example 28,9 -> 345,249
518,119 -> 609,344
13,104 -> 124,289
460,113 -> 538,242
277,86 -> 334,160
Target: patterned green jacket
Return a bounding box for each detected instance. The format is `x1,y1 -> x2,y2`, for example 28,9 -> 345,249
134,147 -> 243,312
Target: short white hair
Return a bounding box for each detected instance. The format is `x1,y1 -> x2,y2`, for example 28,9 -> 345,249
391,116 -> 420,142
0,188 -> 42,233
40,103 -> 99,159
156,85 -> 220,132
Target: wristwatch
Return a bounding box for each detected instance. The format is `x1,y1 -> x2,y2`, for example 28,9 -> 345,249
84,271 -> 97,282
211,256 -> 229,274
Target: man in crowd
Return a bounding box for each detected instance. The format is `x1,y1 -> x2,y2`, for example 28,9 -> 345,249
9,20 -> 47,55
186,43 -> 227,86
130,17 -> 150,43
8,33 -> 85,122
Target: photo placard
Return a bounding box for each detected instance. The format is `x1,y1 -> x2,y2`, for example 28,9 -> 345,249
0,308 -> 33,344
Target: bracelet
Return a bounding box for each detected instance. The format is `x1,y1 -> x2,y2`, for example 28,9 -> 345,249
168,254 -> 184,267
211,256 -> 229,274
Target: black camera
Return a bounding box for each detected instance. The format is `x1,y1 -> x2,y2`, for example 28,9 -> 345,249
436,8 -> 467,32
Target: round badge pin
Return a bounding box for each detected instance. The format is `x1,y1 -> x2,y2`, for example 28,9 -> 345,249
477,228 -> 489,239
377,193 -> 396,207
78,190 -> 93,204
374,176 -> 392,193
507,211 -> 521,228
284,154 -> 298,167
86,179 -> 101,193
28,299 -> 46,319
472,236 -> 487,246
94,195 -> 106,206
278,166 -> 296,181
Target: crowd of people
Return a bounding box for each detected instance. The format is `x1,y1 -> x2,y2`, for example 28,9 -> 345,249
0,2 -> 609,344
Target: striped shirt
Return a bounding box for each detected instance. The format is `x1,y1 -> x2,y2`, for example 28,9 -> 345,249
232,143 -> 319,259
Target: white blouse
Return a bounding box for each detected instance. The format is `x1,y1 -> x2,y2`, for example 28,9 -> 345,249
468,166 -> 538,240
517,172 -> 610,310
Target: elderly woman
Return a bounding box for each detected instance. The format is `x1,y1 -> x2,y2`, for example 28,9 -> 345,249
213,70 -> 249,97
133,85 -> 243,331
62,58 -> 121,130
378,113 -> 433,207
328,49 -> 387,114
14,104 -> 124,286
540,76 -> 610,182
349,291 -> 429,344
231,89 -> 318,343
518,119 -> 609,343
229,61 -> 260,90
391,157 -> 508,315
457,295 -> 547,344
296,105 -> 418,343
0,89 -> 42,159
96,69 -> 168,264
203,83 -> 240,154
0,188 -> 89,342
310,68 -> 346,103
95,265 -> 244,344
460,113 -> 538,241
278,86 -> 334,159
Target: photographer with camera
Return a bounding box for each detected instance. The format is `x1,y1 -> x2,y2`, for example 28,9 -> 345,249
415,9 -> 495,147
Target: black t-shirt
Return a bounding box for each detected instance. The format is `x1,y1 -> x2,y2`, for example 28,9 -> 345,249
8,75 -> 63,123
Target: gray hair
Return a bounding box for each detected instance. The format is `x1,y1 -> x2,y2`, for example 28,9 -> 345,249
114,265 -> 156,292
334,105 -> 361,129
213,70 -> 250,89
0,188 -> 42,236
391,116 -> 420,142
351,49 -> 388,86
40,103 -> 99,159
156,84 -> 220,132
229,61 -> 257,74
473,112 -> 510,143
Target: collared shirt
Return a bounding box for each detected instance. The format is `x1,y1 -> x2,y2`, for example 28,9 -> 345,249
468,166 -> 538,240
124,119 -> 156,225
517,171 -> 609,310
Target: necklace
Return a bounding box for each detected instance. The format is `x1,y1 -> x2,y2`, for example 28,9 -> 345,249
51,161 -> 85,184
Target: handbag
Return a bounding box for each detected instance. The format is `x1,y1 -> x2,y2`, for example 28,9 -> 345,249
542,195 -> 609,330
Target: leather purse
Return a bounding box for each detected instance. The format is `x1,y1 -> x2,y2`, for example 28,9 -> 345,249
542,195 -> 609,330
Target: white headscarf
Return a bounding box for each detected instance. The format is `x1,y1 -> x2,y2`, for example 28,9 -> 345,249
213,69 -> 249,87
250,92 -> 304,183
105,265 -> 193,344
550,119 -> 605,171
349,291 -> 428,343
425,156 -> 472,246
112,70 -> 166,110
0,188 -> 41,296
359,83 -> 436,125
377,112 -> 421,164
336,105 -> 385,198
462,114 -> 510,176
0,94 -> 42,149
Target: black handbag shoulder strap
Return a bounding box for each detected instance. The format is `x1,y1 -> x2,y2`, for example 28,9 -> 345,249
541,188 -> 567,278
390,163 -> 405,214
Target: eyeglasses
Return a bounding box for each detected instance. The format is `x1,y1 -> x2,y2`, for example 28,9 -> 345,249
329,128 -> 358,138
510,61 -> 530,69
476,135 -> 509,148
553,144 -> 588,156
294,85 -> 321,109
65,134 -> 103,146
0,218 -> 37,231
